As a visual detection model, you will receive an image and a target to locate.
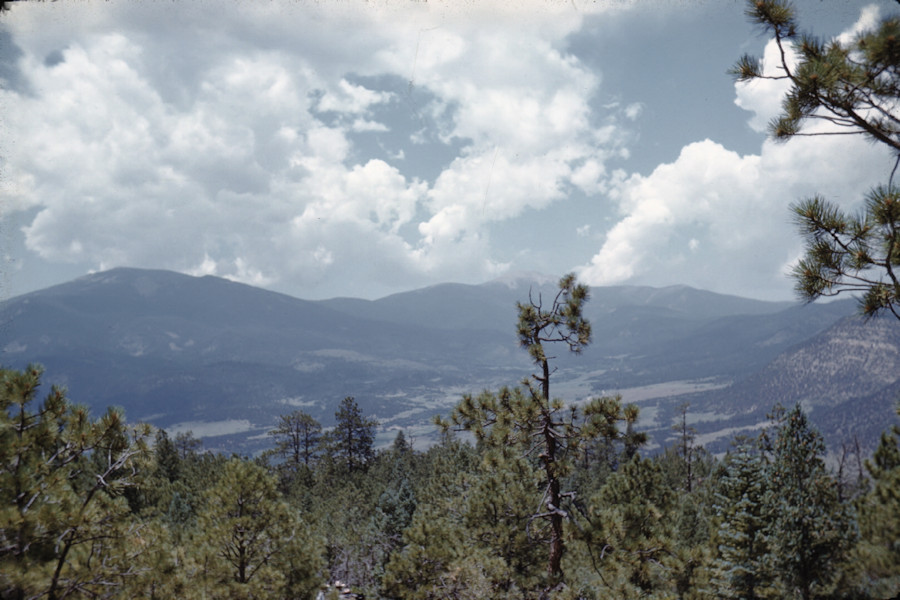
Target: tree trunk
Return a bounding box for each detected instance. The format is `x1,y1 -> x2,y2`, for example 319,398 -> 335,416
541,357 -> 563,580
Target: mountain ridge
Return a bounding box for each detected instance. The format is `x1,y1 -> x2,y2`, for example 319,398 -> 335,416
1,267 -> 894,455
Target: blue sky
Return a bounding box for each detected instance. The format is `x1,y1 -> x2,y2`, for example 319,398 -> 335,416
0,0 -> 894,301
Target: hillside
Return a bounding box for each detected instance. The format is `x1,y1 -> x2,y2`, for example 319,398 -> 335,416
679,314 -> 900,454
1,267 -> 895,454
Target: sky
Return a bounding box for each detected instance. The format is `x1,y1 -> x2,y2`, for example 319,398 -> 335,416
0,0 -> 896,302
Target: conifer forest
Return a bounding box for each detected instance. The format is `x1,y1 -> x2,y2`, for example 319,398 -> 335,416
4,1 -> 900,598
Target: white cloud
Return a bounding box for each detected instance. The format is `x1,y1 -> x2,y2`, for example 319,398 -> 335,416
350,119 -> 389,133
836,4 -> 880,45
579,7 -> 896,300
624,102 -> 643,121
316,78 -> 393,114
1,0 -> 638,298
579,133 -> 891,298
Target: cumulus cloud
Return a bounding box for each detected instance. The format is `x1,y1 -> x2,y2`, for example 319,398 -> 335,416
836,4 -> 880,45
0,0 -> 632,298
579,133 -> 891,298
578,6 -> 895,300
316,79 -> 393,114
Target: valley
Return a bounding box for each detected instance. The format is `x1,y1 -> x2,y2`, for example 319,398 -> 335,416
1,267 -> 897,457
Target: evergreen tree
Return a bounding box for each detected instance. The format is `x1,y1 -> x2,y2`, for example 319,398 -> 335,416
708,442 -> 778,600
733,0 -> 900,318
583,456 -> 678,598
369,471 -> 416,571
672,402 -> 698,492
173,430 -> 202,459
764,404 -> 856,600
0,365 -> 151,600
382,439 -> 478,599
127,428 -> 186,518
515,272 -> 592,584
440,274 -> 646,591
854,418 -> 900,597
621,402 -> 646,464
374,472 -> 417,540
154,428 -> 181,482
671,492 -> 715,600
269,410 -> 322,467
329,397 -> 377,472
191,458 -> 323,599
382,501 -> 507,600
661,444 -> 719,600
444,388 -> 641,592
391,429 -> 412,455
463,445 -> 548,595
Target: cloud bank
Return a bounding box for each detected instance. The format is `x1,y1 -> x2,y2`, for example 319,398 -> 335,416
1,2 -> 891,302
1,1 -> 634,298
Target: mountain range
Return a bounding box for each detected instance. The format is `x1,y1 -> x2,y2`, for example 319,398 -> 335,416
1,267 -> 898,457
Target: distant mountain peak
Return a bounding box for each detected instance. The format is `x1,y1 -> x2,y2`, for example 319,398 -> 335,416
487,271 -> 558,290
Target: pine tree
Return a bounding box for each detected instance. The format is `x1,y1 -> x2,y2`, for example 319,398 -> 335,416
127,428 -> 188,519
329,397 -> 378,472
515,272 -> 591,584
440,274 -> 645,592
191,458 -> 323,598
269,410 -> 322,467
0,365 -> 151,600
381,438 -> 495,600
764,404 -> 856,600
173,430 -> 202,459
672,402 -> 698,492
368,463 -> 417,590
708,442 -> 778,600
154,428 -> 181,482
733,0 -> 900,318
463,445 -> 548,595
583,456 -> 678,598
854,418 -> 900,597
382,501 -> 508,600
392,429 -> 411,453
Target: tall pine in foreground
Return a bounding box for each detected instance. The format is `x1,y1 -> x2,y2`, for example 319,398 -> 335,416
440,273 -> 645,595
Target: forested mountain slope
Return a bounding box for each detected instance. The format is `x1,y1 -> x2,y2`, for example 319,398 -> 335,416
0,267 -> 886,454
680,314 -> 900,455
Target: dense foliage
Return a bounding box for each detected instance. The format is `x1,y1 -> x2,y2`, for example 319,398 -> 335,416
2,363 -> 897,599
